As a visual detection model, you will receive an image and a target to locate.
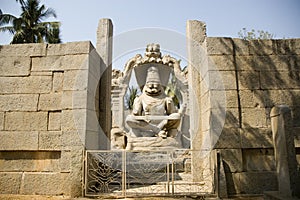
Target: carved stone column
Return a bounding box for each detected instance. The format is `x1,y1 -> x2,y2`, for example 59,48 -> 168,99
96,18 -> 113,149
270,105 -> 300,198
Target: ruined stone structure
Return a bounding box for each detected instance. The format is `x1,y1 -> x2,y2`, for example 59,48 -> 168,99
0,19 -> 299,198
0,19 -> 113,197
187,20 -> 300,196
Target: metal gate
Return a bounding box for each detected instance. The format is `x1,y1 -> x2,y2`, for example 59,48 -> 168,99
84,149 -> 215,198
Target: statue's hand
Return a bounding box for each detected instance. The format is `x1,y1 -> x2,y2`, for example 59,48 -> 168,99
157,119 -> 168,129
158,130 -> 167,139
169,113 -> 181,119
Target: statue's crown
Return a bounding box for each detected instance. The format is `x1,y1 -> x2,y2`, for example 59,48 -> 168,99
146,66 -> 161,84
146,43 -> 160,52
145,43 -> 161,58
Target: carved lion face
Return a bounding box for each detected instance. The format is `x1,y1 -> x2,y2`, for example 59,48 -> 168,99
144,82 -> 163,96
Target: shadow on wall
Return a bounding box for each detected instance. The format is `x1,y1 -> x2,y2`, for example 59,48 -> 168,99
212,108 -> 277,194
209,37 -> 300,195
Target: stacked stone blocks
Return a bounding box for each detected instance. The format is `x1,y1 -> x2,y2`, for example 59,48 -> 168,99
0,41 -> 102,196
206,37 -> 300,194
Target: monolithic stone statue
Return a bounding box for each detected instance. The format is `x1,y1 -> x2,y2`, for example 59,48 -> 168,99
126,66 -> 180,139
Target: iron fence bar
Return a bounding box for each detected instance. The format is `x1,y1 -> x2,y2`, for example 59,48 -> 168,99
167,152 -> 170,194
215,150 -> 221,199
83,150 -> 87,197
122,150 -> 126,197
171,151 -> 175,195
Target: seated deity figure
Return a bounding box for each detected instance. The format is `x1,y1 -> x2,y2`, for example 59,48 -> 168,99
126,66 -> 180,138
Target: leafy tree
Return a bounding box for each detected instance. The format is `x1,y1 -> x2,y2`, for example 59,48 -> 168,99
238,28 -> 274,40
0,0 -> 61,44
15,0 -> 25,4
125,86 -> 139,110
165,70 -> 182,109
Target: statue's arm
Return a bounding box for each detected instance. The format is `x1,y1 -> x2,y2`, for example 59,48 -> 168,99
165,97 -> 177,115
132,97 -> 142,116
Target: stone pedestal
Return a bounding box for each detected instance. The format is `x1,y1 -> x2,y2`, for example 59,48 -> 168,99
126,136 -> 181,151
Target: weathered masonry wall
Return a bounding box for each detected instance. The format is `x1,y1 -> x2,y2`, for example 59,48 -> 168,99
208,37 -> 300,195
0,41 -> 103,196
188,20 -> 300,195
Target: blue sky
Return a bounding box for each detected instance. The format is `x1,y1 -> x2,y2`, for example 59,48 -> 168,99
1,0 -> 300,46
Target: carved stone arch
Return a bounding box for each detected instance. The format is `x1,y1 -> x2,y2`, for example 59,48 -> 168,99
120,54 -> 143,86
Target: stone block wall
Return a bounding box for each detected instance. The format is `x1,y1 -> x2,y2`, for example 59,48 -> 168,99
187,20 -> 300,196
197,35 -> 300,194
0,41 -> 103,197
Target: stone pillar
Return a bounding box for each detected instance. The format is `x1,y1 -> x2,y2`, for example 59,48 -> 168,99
270,105 -> 300,198
187,20 -> 214,193
186,20 -> 207,150
96,18 -> 113,149
111,86 -> 124,130
187,20 -> 204,183
213,150 -> 228,199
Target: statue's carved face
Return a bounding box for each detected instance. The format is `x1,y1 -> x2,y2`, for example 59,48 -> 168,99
144,82 -> 162,96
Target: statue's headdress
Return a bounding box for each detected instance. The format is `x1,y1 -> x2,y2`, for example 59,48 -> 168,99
145,66 -> 161,84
